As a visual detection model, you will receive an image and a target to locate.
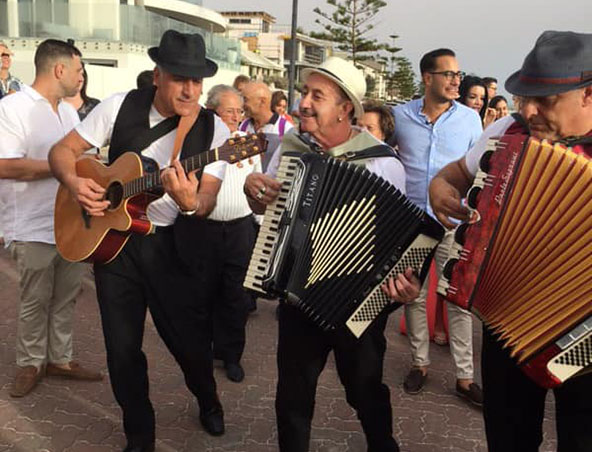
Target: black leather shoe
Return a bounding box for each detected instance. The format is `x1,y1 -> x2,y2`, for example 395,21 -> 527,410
122,443 -> 155,452
200,407 -> 225,436
224,362 -> 245,383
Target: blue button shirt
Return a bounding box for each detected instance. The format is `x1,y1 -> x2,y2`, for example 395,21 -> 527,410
392,98 -> 482,217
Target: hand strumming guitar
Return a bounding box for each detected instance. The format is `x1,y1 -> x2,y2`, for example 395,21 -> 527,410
68,176 -> 110,217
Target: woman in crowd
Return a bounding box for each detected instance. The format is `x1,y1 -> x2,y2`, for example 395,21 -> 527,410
358,100 -> 395,142
458,75 -> 495,128
489,95 -> 510,120
271,90 -> 294,124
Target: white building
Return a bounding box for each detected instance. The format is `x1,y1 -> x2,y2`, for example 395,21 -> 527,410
0,0 -> 242,99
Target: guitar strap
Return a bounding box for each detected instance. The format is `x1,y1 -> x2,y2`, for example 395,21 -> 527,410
109,87 -> 215,165
170,107 -> 200,166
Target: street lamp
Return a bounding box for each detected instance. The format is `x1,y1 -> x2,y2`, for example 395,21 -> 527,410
287,0 -> 298,109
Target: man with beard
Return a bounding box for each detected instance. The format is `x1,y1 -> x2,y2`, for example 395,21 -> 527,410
0,39 -> 102,398
430,30 -> 592,452
390,48 -> 484,405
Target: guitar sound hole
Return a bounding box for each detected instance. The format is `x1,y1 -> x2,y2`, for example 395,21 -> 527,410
105,182 -> 124,210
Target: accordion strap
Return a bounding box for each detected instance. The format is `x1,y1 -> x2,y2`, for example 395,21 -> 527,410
338,145 -> 400,162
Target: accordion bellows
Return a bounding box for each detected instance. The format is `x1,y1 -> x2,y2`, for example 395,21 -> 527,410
245,151 -> 444,338
438,134 -> 592,387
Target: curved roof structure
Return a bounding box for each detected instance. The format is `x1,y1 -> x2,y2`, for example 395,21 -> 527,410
142,0 -> 227,33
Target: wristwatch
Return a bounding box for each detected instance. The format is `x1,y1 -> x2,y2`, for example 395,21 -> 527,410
179,200 -> 200,216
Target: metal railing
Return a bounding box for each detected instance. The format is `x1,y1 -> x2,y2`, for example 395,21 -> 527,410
0,1 -> 240,69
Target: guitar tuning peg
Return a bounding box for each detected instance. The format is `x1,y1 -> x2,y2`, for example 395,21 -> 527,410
241,137 -> 246,143
241,151 -> 247,157
253,146 -> 259,152
229,139 -> 235,145
237,161 -> 244,168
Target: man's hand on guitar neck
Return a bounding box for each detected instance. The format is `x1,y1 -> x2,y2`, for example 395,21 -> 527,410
161,160 -> 200,213
69,176 -> 110,217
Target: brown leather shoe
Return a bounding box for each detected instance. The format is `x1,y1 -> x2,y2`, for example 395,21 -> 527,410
10,365 -> 43,397
46,361 -> 103,381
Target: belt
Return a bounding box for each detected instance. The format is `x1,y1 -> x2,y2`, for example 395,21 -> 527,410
205,214 -> 254,227
152,225 -> 174,234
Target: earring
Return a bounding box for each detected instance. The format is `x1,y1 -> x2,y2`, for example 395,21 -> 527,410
338,117 -> 343,122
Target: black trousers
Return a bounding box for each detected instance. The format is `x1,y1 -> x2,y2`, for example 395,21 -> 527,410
275,304 -> 399,452
93,228 -> 220,447
482,326 -> 592,452
200,215 -> 255,364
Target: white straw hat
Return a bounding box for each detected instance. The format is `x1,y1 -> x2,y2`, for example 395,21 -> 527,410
301,57 -> 367,119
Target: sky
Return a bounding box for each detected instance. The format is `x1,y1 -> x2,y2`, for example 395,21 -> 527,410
206,0 -> 592,98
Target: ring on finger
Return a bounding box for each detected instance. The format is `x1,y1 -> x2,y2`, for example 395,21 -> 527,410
255,191 -> 264,200
259,185 -> 267,195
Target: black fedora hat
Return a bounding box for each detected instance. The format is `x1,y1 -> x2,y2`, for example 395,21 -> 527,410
505,30 -> 592,97
148,29 -> 218,79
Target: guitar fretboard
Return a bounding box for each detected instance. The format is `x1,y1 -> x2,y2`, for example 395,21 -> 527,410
122,148 -> 218,198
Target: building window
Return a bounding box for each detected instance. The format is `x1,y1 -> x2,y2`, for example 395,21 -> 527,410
229,18 -> 252,24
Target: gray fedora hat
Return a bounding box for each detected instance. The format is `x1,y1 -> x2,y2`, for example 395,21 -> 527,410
148,30 -> 218,79
505,30 -> 592,97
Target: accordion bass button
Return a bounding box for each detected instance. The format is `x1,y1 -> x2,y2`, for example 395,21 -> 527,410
467,186 -> 481,208
454,223 -> 468,245
442,258 -> 458,280
479,150 -> 494,173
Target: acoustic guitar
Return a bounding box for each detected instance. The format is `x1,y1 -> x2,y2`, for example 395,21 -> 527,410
54,133 -> 267,264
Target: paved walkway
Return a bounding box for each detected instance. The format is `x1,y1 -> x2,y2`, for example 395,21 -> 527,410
0,249 -> 557,451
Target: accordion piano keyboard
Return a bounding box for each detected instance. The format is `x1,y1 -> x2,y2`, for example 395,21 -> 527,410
244,156 -> 301,293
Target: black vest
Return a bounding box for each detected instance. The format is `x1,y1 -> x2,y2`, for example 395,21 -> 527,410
109,87 -> 218,267
109,86 -> 215,164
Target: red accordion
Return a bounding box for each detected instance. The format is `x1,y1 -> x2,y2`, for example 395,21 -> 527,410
437,134 -> 592,388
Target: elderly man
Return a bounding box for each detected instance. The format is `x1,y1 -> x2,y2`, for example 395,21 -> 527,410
0,39 -> 102,399
430,30 -> 592,452
0,41 -> 22,96
244,57 -> 419,452
203,85 -> 261,382
49,30 -> 229,452
239,81 -> 292,171
391,48 -> 483,404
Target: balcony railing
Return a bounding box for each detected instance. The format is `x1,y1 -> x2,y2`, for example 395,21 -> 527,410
0,1 -> 240,70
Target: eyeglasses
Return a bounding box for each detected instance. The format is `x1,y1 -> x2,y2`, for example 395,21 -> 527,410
429,71 -> 465,81
1,53 -> 11,58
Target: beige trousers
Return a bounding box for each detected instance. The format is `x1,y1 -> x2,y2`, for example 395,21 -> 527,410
403,230 -> 475,379
9,241 -> 86,368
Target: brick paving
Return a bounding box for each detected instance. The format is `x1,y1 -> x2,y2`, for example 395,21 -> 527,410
0,248 -> 558,452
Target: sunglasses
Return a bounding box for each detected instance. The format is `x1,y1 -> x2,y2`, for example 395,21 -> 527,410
1,53 -> 11,58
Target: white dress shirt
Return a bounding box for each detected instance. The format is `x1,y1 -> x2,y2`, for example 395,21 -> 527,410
0,85 -> 80,246
76,91 -> 230,226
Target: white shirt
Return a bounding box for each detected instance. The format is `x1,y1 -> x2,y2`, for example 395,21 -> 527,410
208,131 -> 262,221
76,91 -> 230,226
465,115 -> 516,176
0,85 -> 80,246
266,128 -> 407,194
240,113 -> 294,171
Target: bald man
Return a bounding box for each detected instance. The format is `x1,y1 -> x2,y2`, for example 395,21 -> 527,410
239,82 -> 292,171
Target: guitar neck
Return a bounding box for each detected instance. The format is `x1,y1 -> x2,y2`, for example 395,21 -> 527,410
123,148 -> 218,198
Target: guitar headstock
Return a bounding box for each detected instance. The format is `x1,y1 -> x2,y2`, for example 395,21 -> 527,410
218,133 -> 268,164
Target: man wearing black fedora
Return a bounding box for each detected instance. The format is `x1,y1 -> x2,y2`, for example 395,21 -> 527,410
49,30 -> 231,452
429,30 -> 592,452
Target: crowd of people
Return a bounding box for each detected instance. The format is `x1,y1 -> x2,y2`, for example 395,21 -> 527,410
0,28 -> 590,452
